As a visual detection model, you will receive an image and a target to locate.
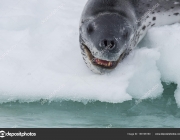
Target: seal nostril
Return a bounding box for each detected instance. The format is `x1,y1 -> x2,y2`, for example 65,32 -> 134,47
100,39 -> 116,50
111,41 -> 114,45
110,41 -> 115,49
104,40 -> 108,47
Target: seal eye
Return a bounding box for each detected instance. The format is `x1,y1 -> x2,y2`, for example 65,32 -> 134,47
123,31 -> 129,39
87,24 -> 94,33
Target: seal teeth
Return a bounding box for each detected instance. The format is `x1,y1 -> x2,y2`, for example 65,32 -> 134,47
94,58 -> 113,67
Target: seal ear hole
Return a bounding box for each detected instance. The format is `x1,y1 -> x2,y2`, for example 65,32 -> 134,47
87,24 -> 94,33
123,32 -> 129,39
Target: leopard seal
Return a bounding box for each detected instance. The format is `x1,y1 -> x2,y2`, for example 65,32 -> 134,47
79,0 -> 180,74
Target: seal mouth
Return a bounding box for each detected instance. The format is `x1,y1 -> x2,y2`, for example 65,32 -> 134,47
82,44 -> 126,69
92,58 -> 115,68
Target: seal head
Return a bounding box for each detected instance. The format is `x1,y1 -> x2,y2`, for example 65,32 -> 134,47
80,13 -> 134,74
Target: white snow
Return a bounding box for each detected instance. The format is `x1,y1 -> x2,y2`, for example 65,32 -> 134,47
0,0 -> 180,106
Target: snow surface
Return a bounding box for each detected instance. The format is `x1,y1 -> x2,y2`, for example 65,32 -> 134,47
0,0 -> 180,106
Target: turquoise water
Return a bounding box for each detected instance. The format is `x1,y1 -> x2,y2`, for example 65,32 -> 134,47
0,83 -> 180,128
